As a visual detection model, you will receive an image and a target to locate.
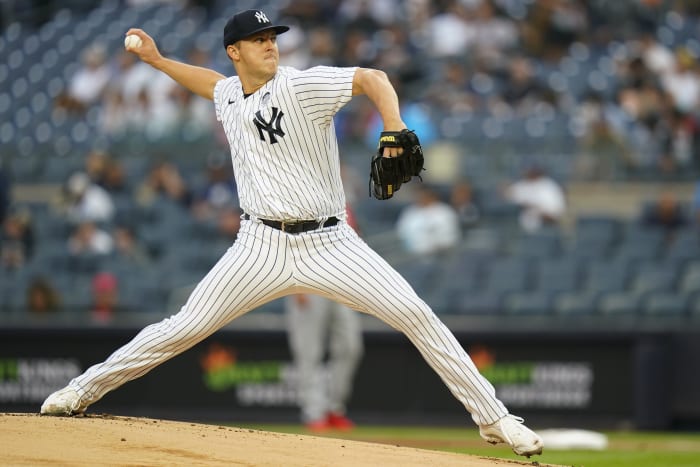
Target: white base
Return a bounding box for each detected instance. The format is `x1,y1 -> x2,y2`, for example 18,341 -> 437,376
537,428 -> 609,450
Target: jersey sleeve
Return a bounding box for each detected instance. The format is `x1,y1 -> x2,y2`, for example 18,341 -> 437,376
213,77 -> 238,122
289,66 -> 357,126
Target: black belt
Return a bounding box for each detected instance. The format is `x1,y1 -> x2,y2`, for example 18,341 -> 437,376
244,214 -> 339,234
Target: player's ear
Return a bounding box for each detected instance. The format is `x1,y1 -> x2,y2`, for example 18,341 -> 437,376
226,44 -> 239,61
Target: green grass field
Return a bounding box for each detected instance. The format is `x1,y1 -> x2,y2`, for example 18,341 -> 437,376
237,424 -> 700,467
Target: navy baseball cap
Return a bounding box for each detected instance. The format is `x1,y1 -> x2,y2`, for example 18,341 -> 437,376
223,9 -> 289,49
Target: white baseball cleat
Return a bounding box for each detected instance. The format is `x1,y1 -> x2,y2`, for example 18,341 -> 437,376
479,414 -> 544,457
40,386 -> 90,416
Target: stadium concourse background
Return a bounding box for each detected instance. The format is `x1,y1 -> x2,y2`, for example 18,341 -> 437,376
1,0 -> 700,431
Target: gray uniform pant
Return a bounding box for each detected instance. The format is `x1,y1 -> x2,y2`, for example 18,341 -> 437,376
286,295 -> 363,423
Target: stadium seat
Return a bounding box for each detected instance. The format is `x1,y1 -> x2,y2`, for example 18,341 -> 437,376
598,292 -> 641,316
484,257 -> 532,295
509,228 -> 563,259
451,289 -> 502,315
582,259 -> 632,296
641,292 -> 688,316
553,292 -> 598,316
628,261 -> 678,295
535,258 -> 583,295
503,291 -> 552,315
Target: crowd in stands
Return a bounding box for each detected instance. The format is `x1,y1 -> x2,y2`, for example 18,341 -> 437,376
2,0 -> 700,321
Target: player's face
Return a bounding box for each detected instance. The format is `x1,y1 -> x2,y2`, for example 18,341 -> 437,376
236,30 -> 279,78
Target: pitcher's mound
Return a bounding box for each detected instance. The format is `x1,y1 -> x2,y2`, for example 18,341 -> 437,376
1,412 -> 548,466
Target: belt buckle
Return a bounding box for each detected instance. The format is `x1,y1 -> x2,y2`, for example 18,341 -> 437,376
280,221 -> 299,233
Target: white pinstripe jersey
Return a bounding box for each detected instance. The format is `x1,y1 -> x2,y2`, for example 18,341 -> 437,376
213,65 -> 357,221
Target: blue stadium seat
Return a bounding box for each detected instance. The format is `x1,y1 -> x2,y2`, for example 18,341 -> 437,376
583,259 -> 633,296
535,258 -> 583,295
628,261 -> 679,295
484,257 -> 532,295
509,228 -> 563,259
641,292 -> 688,316
553,292 -> 598,315
664,228 -> 700,263
678,260 -> 700,295
598,292 -> 641,316
451,289 -> 502,315
503,291 -> 552,315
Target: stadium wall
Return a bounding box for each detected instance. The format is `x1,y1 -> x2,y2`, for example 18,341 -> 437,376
1,324 -> 696,430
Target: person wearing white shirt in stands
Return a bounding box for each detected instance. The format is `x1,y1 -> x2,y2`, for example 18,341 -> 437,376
504,166 -> 566,233
396,184 -> 461,255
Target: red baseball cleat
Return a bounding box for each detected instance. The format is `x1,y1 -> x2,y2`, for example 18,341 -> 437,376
305,419 -> 331,432
326,412 -> 355,430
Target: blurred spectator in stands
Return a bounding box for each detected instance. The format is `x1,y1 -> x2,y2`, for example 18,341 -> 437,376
338,0 -> 398,30
396,184 -> 461,256
575,92 -> 636,180
0,207 -> 35,269
104,49 -> 178,138
190,155 -> 237,221
450,180 -> 480,232
426,1 -> 474,58
425,58 -> 477,114
658,109 -> 698,176
67,220 -> 114,256
113,224 -> 152,266
0,165 -> 10,225
136,160 -> 193,209
520,0 -> 588,62
660,47 -> 700,115
26,276 -> 62,315
90,272 -> 120,323
337,28 -> 376,68
56,172 -> 115,224
308,26 -> 338,66
101,158 -> 131,198
619,55 -> 659,90
84,149 -> 114,188
615,80 -> 668,173
279,23 -> 310,69
54,43 -> 111,115
641,191 -> 689,242
469,0 -> 518,64
638,32 -> 675,76
167,46 -> 219,136
83,152 -> 133,223
503,165 -> 566,233
98,86 -> 130,137
497,56 -> 554,114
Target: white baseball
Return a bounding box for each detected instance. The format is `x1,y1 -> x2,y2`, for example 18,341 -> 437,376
124,34 -> 143,50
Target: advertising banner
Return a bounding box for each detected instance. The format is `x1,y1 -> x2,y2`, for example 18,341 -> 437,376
0,327 -> 665,427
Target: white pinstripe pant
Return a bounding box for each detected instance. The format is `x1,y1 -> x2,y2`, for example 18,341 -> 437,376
69,219 -> 508,425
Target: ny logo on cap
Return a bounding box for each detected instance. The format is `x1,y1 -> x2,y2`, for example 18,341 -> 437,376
254,11 -> 269,23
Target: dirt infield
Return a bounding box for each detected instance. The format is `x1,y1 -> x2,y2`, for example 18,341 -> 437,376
1,412 -> 553,466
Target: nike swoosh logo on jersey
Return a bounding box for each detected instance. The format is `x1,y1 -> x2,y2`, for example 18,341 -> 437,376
228,98 -> 235,104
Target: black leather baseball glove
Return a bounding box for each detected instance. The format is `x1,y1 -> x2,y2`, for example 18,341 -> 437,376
369,129 -> 424,200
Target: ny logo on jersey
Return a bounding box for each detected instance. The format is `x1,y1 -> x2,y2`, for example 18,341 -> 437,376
254,11 -> 269,23
254,107 -> 285,144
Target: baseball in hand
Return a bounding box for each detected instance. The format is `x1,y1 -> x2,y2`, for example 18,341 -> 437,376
124,34 -> 143,50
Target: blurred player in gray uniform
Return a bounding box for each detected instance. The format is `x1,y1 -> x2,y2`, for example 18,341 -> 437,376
287,205 -> 363,431
41,9 -> 543,458
287,293 -> 362,431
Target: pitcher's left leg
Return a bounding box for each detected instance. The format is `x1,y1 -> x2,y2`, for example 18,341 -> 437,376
293,223 -> 506,426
